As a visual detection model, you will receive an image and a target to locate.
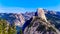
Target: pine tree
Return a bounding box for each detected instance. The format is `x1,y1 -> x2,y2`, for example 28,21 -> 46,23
0,19 -> 3,34
0,18 -> 17,34
0,18 -> 9,34
8,22 -> 17,34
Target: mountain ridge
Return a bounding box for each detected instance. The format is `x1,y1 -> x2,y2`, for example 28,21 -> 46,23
0,9 -> 60,27
23,8 -> 60,34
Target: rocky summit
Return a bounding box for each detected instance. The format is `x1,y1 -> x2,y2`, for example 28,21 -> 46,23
23,8 -> 60,34
37,8 -> 47,22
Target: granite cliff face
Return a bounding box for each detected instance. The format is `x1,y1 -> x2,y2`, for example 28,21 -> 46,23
24,16 -> 60,34
23,8 -> 60,34
14,13 -> 25,27
37,8 -> 47,22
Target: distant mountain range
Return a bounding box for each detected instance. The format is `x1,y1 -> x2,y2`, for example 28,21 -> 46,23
0,9 -> 60,26
0,8 -> 60,34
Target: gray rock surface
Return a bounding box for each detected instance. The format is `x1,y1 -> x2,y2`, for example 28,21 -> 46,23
24,16 -> 60,34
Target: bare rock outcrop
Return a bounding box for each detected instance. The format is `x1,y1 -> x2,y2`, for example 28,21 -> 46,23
24,8 -> 60,34
14,13 -> 25,27
24,16 -> 60,34
37,8 -> 47,22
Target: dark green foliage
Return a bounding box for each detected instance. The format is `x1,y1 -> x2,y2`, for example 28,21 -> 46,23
0,18 -> 8,34
20,29 -> 23,34
8,24 -> 17,34
0,18 -> 17,34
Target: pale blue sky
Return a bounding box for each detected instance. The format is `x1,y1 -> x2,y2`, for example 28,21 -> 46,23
0,0 -> 60,13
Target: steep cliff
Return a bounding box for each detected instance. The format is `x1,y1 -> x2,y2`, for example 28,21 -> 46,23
24,16 -> 60,34
23,8 -> 60,34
